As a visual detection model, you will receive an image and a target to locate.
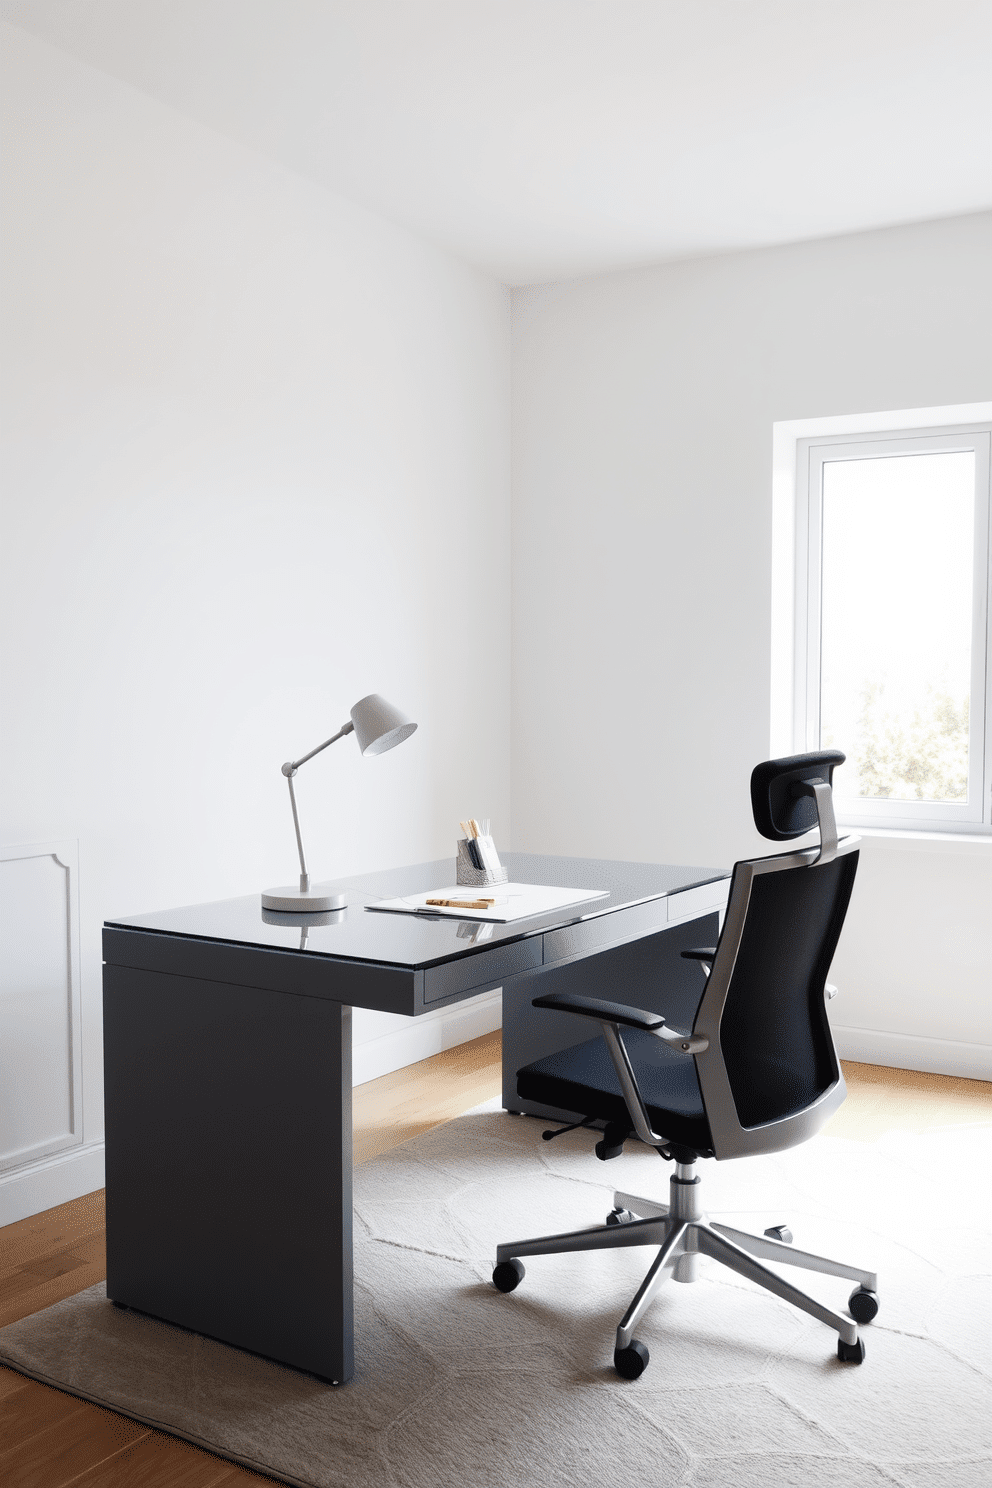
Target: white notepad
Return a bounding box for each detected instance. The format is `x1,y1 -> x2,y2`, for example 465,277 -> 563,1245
367,883 -> 609,923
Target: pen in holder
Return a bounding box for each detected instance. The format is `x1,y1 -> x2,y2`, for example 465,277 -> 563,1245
456,817 -> 509,888
457,839 -> 509,887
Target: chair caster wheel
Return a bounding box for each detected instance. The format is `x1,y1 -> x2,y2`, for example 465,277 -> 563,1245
492,1259 -> 525,1293
763,1224 -> 793,1244
848,1287 -> 879,1323
837,1335 -> 865,1364
607,1207 -> 635,1226
614,1339 -> 650,1379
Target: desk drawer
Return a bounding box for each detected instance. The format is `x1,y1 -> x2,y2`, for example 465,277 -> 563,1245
542,897 -> 669,966
423,936 -> 543,1005
666,880 -> 729,923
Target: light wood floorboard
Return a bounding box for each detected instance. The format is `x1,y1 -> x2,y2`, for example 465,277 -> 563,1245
1,1033 -> 988,1487
352,1028 -> 501,1164
825,1058 -> 992,1140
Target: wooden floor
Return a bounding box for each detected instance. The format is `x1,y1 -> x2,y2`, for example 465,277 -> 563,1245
1,1033 -> 989,1486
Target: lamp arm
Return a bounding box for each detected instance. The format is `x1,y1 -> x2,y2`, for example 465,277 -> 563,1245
287,720 -> 354,772
280,721 -> 356,892
284,772 -> 311,892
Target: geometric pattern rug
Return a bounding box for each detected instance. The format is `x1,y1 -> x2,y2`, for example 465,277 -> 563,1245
0,1102 -> 989,1488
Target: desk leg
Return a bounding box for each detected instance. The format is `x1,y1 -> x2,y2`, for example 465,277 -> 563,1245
104,965 -> 354,1383
502,913 -> 719,1122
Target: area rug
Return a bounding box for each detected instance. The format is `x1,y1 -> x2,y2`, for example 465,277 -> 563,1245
1,1103 -> 989,1488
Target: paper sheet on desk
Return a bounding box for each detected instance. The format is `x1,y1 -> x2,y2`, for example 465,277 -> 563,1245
366,883 -> 609,923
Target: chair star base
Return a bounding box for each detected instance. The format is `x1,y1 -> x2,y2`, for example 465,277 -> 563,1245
494,1160 -> 878,1374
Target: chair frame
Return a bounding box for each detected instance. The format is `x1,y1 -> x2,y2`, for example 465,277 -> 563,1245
495,796 -> 878,1369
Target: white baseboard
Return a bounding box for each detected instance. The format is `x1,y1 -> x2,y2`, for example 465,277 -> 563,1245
0,1142 -> 106,1228
832,1024 -> 992,1081
353,990 -> 502,1088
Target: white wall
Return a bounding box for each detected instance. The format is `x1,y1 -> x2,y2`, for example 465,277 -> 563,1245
0,23 -> 510,1219
4,23 -> 990,1231
512,211 -> 992,1079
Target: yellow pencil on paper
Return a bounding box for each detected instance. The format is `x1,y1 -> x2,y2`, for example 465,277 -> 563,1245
425,896 -> 494,910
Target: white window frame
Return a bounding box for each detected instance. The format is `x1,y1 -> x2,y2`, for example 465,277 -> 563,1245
791,419 -> 992,835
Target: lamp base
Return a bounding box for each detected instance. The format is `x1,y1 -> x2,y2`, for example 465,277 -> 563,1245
261,885 -> 348,913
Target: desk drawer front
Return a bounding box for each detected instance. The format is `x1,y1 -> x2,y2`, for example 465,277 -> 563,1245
666,880 -> 729,923
542,898 -> 669,966
423,937 -> 543,1005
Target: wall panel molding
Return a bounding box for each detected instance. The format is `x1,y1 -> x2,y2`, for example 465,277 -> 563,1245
0,840 -> 83,1173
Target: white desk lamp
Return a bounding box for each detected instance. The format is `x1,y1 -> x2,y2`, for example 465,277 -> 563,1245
261,693 -> 417,913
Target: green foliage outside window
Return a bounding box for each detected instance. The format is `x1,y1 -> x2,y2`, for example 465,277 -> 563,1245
851,682 -> 969,802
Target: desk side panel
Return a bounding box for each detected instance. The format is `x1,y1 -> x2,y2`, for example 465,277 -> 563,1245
103,964 -> 353,1382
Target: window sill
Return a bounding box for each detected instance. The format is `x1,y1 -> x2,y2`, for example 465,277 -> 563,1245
838,827 -> 992,857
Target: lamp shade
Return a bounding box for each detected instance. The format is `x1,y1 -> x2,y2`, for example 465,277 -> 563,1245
350,693 -> 418,756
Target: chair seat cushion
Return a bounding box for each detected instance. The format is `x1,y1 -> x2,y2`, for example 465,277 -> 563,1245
517,1029 -> 714,1154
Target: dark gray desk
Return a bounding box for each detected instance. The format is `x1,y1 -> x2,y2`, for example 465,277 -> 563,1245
102,852 -> 728,1384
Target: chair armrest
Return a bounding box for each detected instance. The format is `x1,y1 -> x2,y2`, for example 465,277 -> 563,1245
532,991 -> 665,1032
531,991 -> 708,1054
680,947 -> 717,963
531,989 -> 707,1149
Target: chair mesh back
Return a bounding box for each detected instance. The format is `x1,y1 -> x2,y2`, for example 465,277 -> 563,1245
719,851 -> 858,1130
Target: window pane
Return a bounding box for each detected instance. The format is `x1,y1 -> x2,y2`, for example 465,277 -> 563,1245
819,450 -> 974,802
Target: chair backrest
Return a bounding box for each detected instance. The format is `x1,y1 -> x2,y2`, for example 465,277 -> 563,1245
691,751 -> 859,1159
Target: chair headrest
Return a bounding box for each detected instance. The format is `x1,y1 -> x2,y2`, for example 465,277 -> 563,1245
750,750 -> 846,841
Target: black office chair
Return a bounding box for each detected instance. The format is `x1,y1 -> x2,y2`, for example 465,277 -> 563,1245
491,750 -> 878,1377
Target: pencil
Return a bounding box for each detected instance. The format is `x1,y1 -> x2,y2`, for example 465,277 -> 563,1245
425,897 -> 494,910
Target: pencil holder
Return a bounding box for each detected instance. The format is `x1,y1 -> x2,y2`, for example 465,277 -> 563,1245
456,838 -> 509,888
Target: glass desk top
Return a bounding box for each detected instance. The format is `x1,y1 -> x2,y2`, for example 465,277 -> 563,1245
107,852 -> 729,972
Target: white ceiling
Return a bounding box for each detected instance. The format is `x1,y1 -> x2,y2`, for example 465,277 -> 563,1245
3,0 -> 991,284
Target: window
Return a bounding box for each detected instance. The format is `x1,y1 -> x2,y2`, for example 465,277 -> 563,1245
794,423 -> 992,832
